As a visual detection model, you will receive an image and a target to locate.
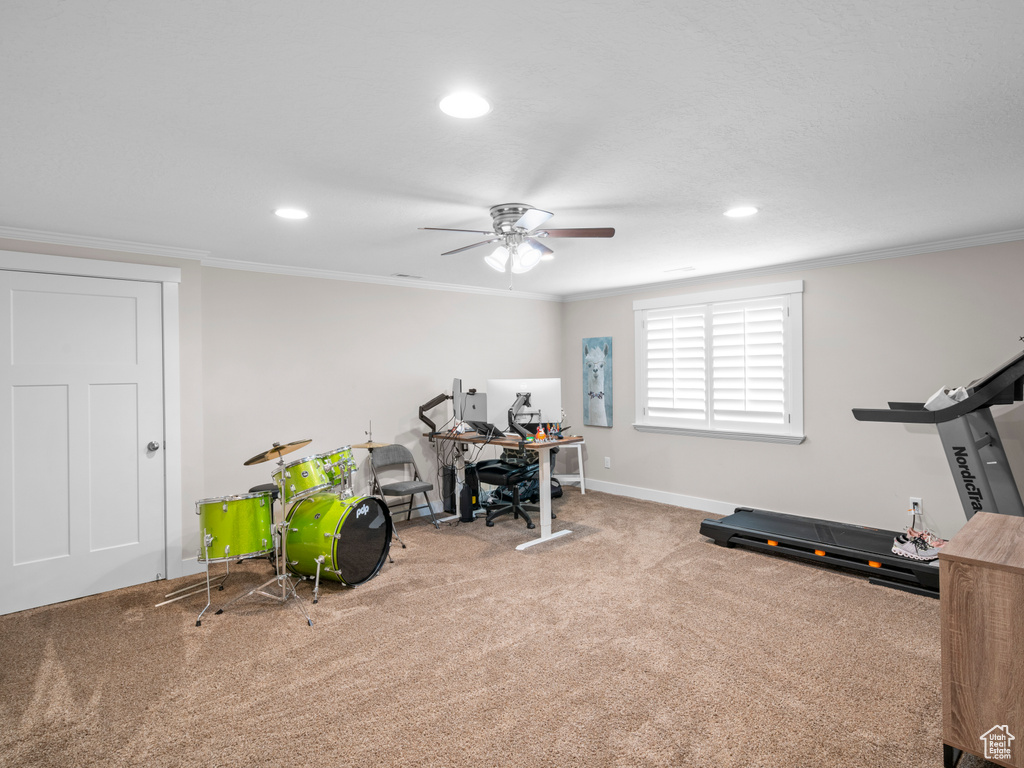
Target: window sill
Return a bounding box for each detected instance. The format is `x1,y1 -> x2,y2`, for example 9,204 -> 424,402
632,423 -> 806,444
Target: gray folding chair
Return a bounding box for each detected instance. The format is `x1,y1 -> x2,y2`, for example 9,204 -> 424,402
371,444 -> 440,529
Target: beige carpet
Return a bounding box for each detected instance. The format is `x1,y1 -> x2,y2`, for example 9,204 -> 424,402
0,490 -> 992,767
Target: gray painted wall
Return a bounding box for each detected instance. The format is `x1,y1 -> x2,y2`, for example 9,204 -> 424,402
560,240 -> 1024,538
4,235 -> 1023,561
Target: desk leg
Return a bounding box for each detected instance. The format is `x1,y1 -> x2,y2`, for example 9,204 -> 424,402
516,447 -> 572,551
575,443 -> 585,494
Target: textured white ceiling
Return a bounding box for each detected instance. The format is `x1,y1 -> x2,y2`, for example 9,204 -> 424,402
2,0 -> 1022,298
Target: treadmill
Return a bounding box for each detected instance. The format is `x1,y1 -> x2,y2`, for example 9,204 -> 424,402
700,349 -> 1024,598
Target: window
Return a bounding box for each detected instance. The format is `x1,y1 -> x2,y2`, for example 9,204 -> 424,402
633,281 -> 804,443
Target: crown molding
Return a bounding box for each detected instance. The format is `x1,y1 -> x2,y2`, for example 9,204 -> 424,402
8,223 -> 1022,304
0,226 -> 209,261
200,256 -> 562,302
562,227 -> 1024,303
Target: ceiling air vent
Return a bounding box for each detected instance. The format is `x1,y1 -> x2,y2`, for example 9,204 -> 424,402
391,273 -> 423,279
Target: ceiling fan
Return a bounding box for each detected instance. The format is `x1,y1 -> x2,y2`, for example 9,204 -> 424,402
420,203 -> 615,275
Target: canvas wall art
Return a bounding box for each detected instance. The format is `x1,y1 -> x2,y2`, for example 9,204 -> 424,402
583,337 -> 612,427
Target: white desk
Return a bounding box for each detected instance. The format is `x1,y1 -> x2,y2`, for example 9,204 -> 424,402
429,432 -> 584,550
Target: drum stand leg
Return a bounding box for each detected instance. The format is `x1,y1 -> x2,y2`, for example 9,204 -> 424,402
156,565 -> 225,606
155,531 -> 225,617
196,553 -> 212,626
312,556 -> 324,604
213,492 -> 314,626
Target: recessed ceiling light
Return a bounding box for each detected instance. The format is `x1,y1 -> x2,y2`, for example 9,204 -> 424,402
439,92 -> 491,119
275,208 -> 308,220
724,206 -> 758,218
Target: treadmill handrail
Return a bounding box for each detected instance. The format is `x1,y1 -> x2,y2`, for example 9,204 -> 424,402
853,350 -> 1024,424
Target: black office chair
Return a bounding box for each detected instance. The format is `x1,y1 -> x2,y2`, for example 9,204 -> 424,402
477,448 -> 559,529
477,459 -> 539,528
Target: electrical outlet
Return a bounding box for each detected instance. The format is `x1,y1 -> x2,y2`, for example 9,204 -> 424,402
604,457 -> 611,469
909,497 -> 923,515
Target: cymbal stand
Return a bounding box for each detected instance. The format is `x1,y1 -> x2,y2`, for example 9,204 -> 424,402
213,456 -> 313,626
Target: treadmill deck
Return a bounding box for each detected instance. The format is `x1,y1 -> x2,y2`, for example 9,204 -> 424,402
700,507 -> 939,597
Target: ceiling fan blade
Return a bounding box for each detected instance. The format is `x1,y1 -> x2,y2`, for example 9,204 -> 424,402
515,208 -> 554,232
535,228 -> 615,238
420,227 -> 496,235
524,237 -> 554,257
440,238 -> 501,256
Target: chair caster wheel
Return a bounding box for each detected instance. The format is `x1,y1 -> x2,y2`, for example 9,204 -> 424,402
218,585 -> 224,591
215,609 -> 223,615
195,620 -> 201,627
486,520 -> 494,527
551,512 -> 556,519
313,599 -> 318,604
527,523 -> 536,529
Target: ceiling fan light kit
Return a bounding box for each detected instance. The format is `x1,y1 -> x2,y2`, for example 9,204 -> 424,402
484,246 -> 509,272
421,202 -> 614,280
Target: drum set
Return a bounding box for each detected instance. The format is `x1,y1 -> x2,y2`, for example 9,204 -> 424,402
165,438 -> 395,627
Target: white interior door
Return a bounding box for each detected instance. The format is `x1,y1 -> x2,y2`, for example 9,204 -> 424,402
0,270 -> 166,615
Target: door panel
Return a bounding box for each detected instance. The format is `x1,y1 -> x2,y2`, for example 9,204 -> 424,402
89,383 -> 141,551
12,384 -> 70,564
0,271 -> 165,615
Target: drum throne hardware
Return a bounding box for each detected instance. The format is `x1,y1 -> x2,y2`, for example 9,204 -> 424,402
211,439 -> 319,626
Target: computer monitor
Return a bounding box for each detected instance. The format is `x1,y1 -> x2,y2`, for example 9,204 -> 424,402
452,378 -> 463,420
486,378 -> 562,432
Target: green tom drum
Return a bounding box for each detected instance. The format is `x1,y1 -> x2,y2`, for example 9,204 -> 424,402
195,491 -> 274,562
272,455 -> 332,504
316,445 -> 358,486
285,493 -> 392,586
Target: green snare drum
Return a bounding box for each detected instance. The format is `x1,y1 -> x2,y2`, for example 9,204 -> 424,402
285,493 -> 392,586
195,491 -> 274,562
272,455 -> 332,504
316,445 -> 358,486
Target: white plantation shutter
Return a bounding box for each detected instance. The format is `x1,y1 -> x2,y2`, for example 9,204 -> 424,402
635,282 -> 803,442
644,307 -> 706,424
711,297 -> 786,428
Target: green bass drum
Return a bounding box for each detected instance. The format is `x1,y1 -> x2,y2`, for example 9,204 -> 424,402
285,494 -> 393,586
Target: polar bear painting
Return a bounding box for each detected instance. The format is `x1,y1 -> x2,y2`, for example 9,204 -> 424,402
583,337 -> 612,427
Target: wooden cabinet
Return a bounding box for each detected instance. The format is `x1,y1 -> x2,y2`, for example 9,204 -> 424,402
940,512 -> 1024,768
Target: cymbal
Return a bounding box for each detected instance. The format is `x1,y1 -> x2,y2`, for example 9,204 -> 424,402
352,441 -> 389,449
243,439 -> 312,466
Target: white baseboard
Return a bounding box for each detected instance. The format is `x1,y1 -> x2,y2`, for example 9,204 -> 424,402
581,479 -> 736,517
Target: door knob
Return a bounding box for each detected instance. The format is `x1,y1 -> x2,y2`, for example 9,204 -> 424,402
147,441 -> 161,452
